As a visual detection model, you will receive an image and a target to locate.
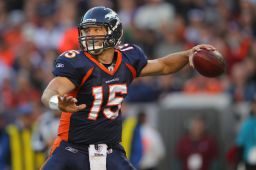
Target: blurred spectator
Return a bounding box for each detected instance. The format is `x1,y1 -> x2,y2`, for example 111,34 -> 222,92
4,103 -> 45,170
154,15 -> 186,57
235,96 -> 256,170
87,0 -> 113,9
0,78 -> 16,113
125,111 -> 165,170
14,73 -> 40,106
4,10 -> 25,54
134,0 -> 175,33
185,9 -> 205,44
183,75 -> 224,94
132,0 -> 175,57
225,23 -> 252,73
228,58 -> 256,102
175,115 -> 219,170
0,1 -> 8,32
32,6 -> 64,51
0,112 -> 10,170
32,110 -> 59,154
57,0 -> 77,29
58,27 -> 79,53
0,61 -> 12,87
117,0 -> 137,43
117,0 -> 136,29
0,35 -> 15,67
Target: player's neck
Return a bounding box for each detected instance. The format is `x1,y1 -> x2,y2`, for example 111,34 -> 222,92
97,48 -> 115,64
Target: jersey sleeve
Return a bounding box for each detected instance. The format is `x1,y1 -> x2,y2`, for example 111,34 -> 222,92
52,52 -> 84,87
121,44 -> 148,77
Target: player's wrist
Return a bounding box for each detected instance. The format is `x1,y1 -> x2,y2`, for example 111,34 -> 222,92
49,95 -> 61,111
184,49 -> 192,59
187,49 -> 195,68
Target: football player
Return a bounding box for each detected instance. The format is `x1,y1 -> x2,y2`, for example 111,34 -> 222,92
40,6 -> 215,170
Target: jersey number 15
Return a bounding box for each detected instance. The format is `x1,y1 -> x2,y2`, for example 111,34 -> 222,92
88,84 -> 127,120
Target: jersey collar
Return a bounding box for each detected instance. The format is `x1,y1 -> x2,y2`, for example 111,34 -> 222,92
84,50 -> 122,76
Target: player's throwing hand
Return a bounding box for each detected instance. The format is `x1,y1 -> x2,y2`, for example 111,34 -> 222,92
58,95 -> 86,112
189,44 -> 216,68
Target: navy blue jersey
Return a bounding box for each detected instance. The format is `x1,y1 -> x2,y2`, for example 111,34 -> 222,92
52,44 -> 147,146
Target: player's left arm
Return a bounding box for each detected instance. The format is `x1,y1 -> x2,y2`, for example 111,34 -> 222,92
140,44 -> 215,77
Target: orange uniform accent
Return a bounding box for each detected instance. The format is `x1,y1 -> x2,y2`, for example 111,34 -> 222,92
84,50 -> 122,76
40,137 -> 62,170
80,67 -> 94,87
125,63 -> 137,79
58,112 -> 72,141
50,137 -> 62,155
40,157 -> 50,170
57,88 -> 79,141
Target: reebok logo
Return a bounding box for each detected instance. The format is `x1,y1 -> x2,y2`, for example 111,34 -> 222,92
56,63 -> 64,68
65,146 -> 78,153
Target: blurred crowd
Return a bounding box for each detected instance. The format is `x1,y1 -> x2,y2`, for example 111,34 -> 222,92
0,0 -> 256,169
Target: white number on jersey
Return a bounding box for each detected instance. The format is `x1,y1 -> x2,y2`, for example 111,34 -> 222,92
88,84 -> 127,120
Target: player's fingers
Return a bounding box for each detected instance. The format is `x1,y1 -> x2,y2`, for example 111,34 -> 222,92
77,104 -> 86,110
66,96 -> 73,100
66,96 -> 75,103
61,95 -> 68,102
69,104 -> 86,112
66,97 -> 78,104
199,44 -> 216,51
193,46 -> 200,52
58,95 -> 65,102
57,96 -> 61,102
71,98 -> 77,103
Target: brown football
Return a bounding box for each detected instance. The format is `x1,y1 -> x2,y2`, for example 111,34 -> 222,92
192,49 -> 226,77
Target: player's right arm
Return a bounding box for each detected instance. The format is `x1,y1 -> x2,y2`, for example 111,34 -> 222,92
41,50 -> 86,113
41,77 -> 86,113
140,44 -> 215,76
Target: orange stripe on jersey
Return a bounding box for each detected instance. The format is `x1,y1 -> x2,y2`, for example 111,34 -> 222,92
58,90 -> 78,141
40,156 -> 50,170
80,67 -> 94,87
84,50 -> 122,76
58,112 -> 72,141
40,137 -> 62,170
50,137 -> 62,155
125,63 -> 137,79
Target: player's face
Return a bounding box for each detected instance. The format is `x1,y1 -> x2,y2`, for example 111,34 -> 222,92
80,26 -> 107,51
83,26 -> 107,36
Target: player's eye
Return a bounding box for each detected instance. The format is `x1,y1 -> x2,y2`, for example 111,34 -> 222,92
95,27 -> 102,32
84,28 -> 90,34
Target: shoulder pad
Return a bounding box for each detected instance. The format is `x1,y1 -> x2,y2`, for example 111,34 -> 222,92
119,44 -> 147,77
118,44 -> 135,52
59,50 -> 81,59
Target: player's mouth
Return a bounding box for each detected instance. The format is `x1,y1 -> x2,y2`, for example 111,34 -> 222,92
87,39 -> 104,50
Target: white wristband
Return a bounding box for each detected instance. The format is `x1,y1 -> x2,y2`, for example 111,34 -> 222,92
49,95 -> 60,111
